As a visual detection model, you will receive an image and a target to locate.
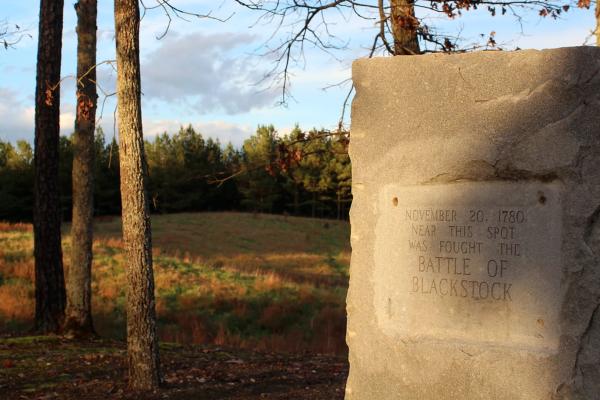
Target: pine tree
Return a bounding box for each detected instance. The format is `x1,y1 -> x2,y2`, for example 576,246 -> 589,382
240,125 -> 280,213
33,0 -> 66,334
114,0 -> 161,389
65,0 -> 98,337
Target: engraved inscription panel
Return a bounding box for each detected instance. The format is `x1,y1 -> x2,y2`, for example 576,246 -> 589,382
373,182 -> 563,352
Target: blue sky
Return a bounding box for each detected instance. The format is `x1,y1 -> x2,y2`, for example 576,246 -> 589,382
0,1 -> 596,147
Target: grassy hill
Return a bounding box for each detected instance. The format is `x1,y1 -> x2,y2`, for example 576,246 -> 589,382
0,213 -> 350,355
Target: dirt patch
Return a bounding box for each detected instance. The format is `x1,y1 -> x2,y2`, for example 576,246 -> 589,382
0,336 -> 348,400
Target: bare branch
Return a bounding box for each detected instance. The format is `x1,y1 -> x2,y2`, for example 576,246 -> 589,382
0,20 -> 31,50
141,0 -> 234,40
378,0 -> 395,53
235,0 -> 581,104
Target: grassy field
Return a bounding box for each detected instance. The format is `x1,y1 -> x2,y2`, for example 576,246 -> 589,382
0,213 -> 350,355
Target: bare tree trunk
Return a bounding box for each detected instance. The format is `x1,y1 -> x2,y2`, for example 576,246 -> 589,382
596,3 -> 600,46
65,0 -> 97,338
33,0 -> 66,334
114,0 -> 161,390
390,0 -> 420,55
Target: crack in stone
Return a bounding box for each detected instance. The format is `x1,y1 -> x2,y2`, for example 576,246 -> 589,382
563,203 -> 600,398
572,146 -> 592,184
473,80 -> 552,104
571,300 -> 600,397
583,204 -> 600,260
421,160 -> 559,185
581,68 -> 600,86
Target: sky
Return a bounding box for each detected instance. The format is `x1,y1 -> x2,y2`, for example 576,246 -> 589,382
0,1 -> 596,147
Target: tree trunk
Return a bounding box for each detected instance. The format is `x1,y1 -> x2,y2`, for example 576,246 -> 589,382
390,0 -> 420,55
114,0 -> 161,390
596,3 -> 600,46
33,0 -> 66,334
65,0 -> 97,338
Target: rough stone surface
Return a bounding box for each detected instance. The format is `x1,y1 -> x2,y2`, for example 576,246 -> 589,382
346,47 -> 600,400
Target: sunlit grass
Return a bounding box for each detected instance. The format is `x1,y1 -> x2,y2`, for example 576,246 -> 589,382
0,212 -> 350,354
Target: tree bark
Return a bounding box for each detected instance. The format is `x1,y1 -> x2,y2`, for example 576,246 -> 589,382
390,0 -> 420,55
65,0 -> 97,337
114,0 -> 161,390
33,0 -> 66,334
596,2 -> 600,46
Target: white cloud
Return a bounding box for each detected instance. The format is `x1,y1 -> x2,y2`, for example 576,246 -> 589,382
140,31 -> 277,114
142,119 -> 180,138
59,108 -> 76,136
195,120 -> 254,147
0,88 -> 34,142
0,87 -> 78,143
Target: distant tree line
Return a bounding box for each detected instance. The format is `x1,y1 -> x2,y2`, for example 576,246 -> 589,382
0,124 -> 351,222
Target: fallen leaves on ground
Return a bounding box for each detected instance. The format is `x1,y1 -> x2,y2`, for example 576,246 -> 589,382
0,336 -> 348,400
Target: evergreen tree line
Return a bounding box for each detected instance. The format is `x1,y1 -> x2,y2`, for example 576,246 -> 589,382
0,124 -> 351,222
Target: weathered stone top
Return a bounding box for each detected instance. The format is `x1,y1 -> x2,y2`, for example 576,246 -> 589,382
351,47 -> 600,186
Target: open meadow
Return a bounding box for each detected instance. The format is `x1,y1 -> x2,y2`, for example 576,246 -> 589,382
0,212 -> 350,355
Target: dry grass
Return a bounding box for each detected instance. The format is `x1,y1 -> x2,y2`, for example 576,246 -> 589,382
0,222 -> 32,233
0,212 -> 350,354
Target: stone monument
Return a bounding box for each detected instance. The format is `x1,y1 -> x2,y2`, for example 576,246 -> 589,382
346,47 -> 600,399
